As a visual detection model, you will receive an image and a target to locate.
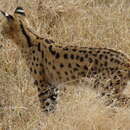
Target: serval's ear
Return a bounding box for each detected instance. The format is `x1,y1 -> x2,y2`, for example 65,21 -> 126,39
14,7 -> 29,26
0,10 -> 14,22
14,7 -> 25,16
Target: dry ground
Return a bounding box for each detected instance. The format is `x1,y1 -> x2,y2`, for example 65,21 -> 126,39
0,0 -> 130,130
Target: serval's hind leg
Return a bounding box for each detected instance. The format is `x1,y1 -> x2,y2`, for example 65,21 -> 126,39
93,70 -> 130,107
35,80 -> 59,113
102,70 -> 130,107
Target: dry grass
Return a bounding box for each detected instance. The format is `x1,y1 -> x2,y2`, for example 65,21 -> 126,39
0,0 -> 130,130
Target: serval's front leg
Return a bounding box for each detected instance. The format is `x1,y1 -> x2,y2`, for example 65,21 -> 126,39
35,80 -> 59,113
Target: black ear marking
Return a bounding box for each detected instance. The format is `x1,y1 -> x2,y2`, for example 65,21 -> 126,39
15,7 -> 25,16
0,10 -> 14,20
0,10 -> 6,16
7,15 -> 14,20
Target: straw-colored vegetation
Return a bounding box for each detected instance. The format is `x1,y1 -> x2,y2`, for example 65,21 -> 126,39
0,0 -> 130,129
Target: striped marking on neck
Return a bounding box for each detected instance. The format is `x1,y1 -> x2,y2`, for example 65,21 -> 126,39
20,23 -> 32,47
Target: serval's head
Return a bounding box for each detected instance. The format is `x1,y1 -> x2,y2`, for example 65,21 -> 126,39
0,7 -> 34,48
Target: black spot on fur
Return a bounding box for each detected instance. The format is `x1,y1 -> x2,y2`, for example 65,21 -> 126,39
42,51 -> 44,58
80,57 -> 84,62
59,76 -> 62,79
88,51 -> 92,54
106,51 -> 110,54
68,63 -> 72,68
34,80 -> 38,85
100,63 -> 103,67
79,72 -> 86,77
70,70 -> 73,73
45,58 -> 47,63
36,57 -> 39,61
45,39 -> 55,44
48,45 -> 56,55
110,53 -> 114,57
104,61 -> 108,66
32,50 -> 35,54
71,54 -> 74,59
85,54 -> 88,58
93,53 -> 97,57
84,65 -> 88,70
34,69 -> 37,74
33,57 -> 36,61
76,63 -> 80,67
66,77 -> 70,80
103,51 -> 107,54
64,71 -> 68,75
52,66 -> 56,69
99,54 -> 103,60
48,62 -> 51,65
128,71 -> 130,78
39,71 -> 42,75
98,68 -> 101,73
57,71 -> 60,75
55,52 -> 60,59
76,55 -> 79,60
63,47 -> 69,51
79,50 -> 86,53
95,59 -> 98,65
105,55 -> 108,59
30,68 -> 32,72
114,59 -> 120,64
71,75 -> 76,79
96,50 -> 100,53
73,68 -> 78,71
110,58 -> 114,62
60,63 -> 64,68
64,54 -> 68,59
72,49 -> 77,52
88,58 -> 93,63
91,67 -> 97,73
38,43 -> 41,51
39,80 -> 43,83
40,63 -> 43,67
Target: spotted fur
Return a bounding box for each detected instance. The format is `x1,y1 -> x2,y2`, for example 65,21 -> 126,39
0,7 -> 130,113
